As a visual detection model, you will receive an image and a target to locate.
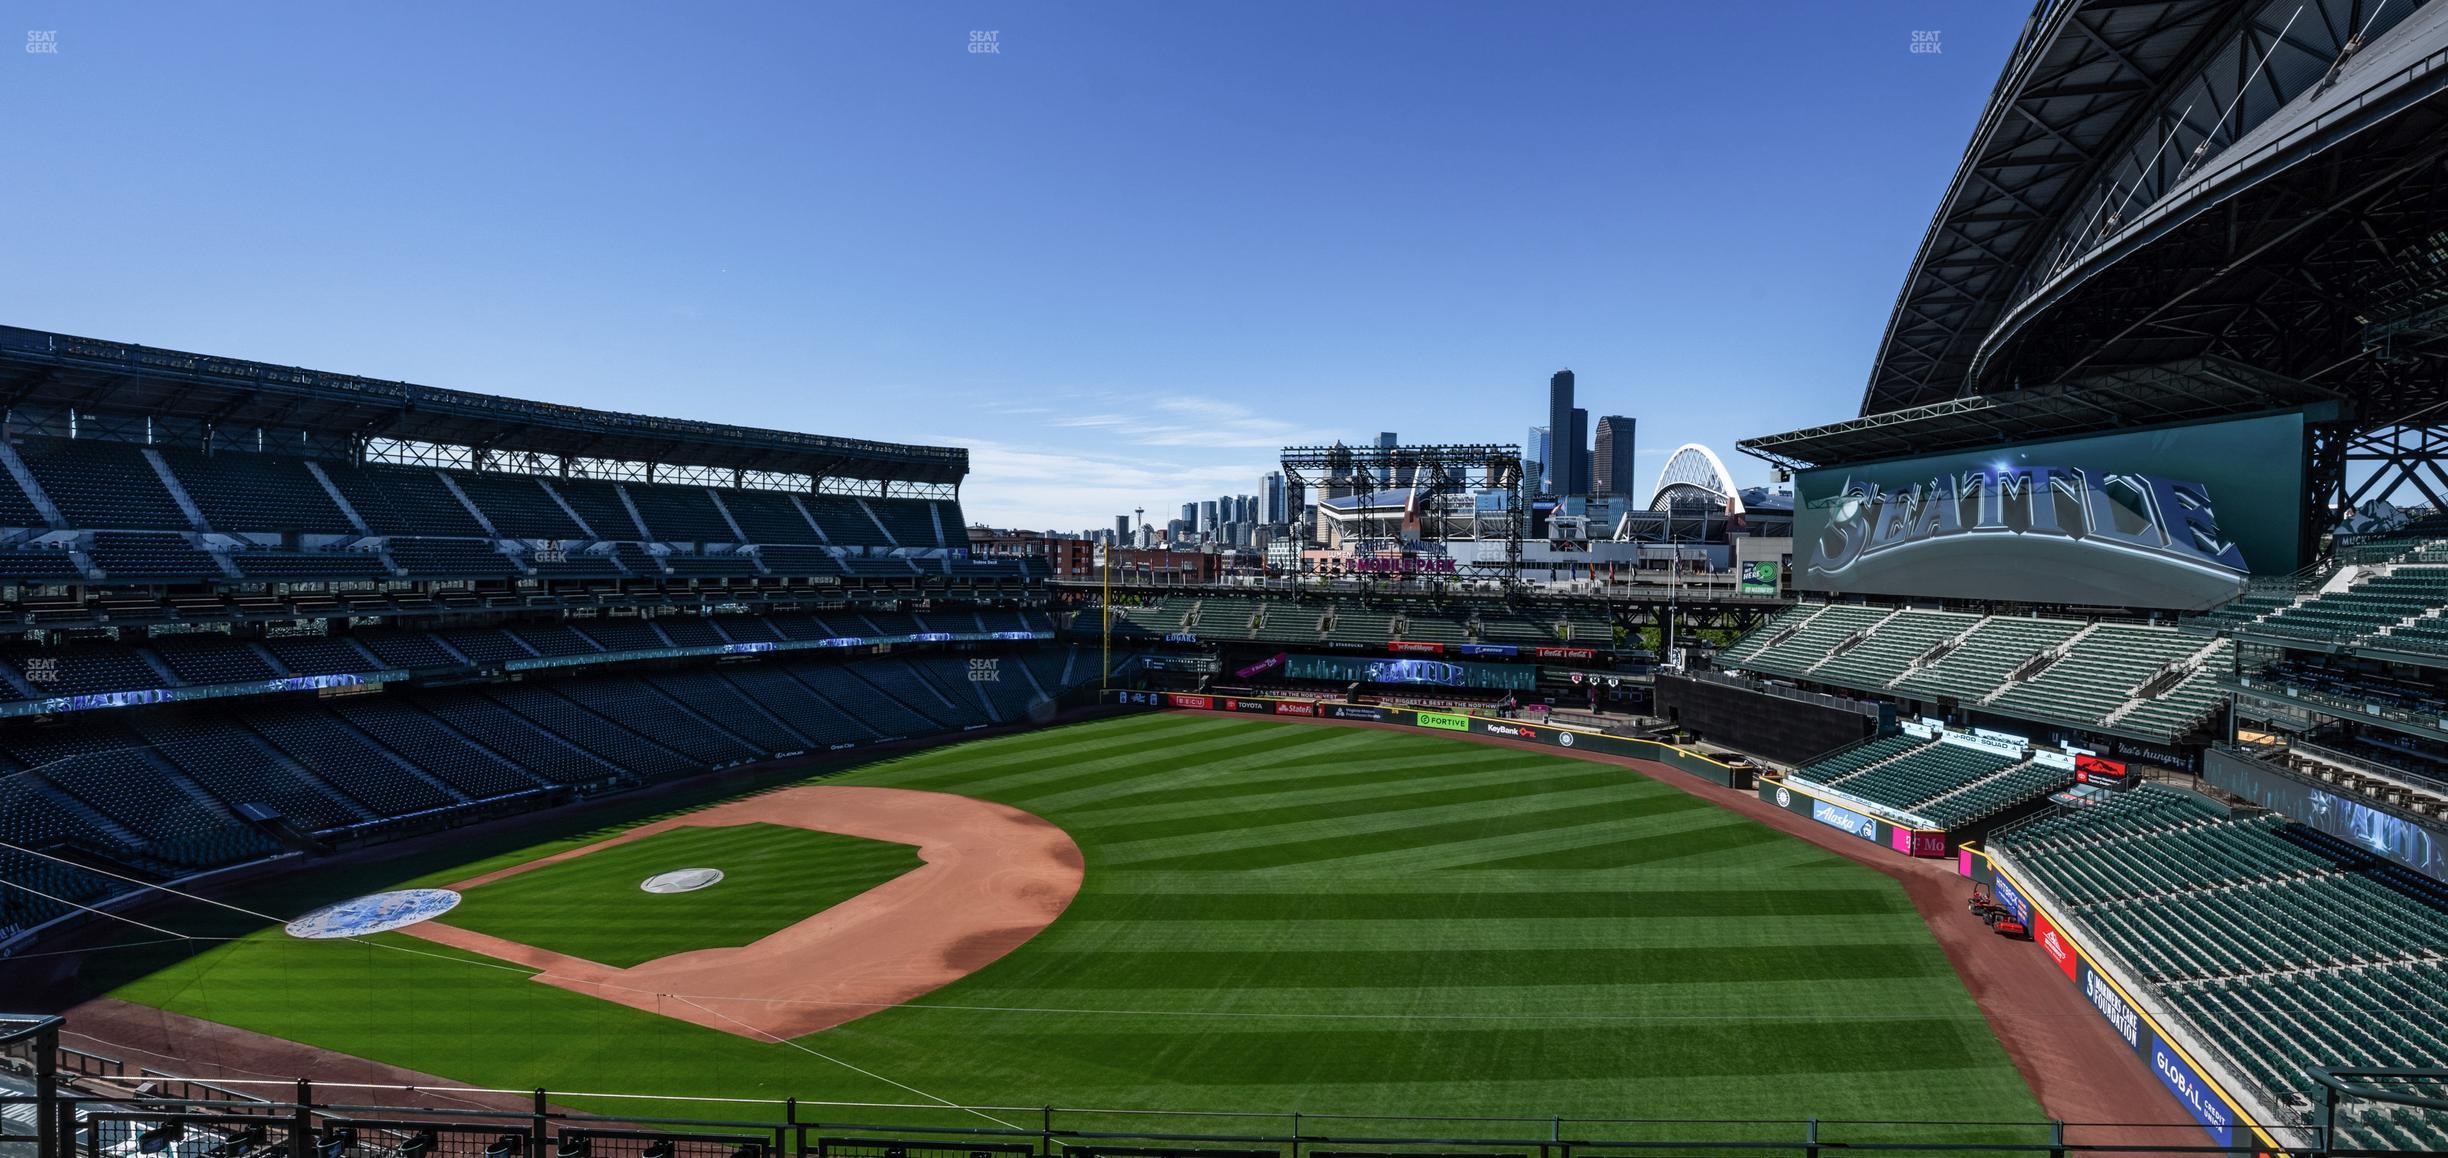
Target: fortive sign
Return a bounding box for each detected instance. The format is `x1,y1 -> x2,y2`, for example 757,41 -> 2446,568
1416,711 -> 1471,731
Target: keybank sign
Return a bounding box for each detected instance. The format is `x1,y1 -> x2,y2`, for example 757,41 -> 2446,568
1791,412 -> 2306,610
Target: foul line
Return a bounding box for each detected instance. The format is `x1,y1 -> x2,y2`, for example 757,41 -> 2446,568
663,994 -> 1025,1131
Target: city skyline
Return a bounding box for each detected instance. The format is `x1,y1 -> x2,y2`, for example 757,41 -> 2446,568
1085,385 -> 1671,542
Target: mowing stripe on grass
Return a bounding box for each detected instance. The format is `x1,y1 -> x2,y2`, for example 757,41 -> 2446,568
106,714 -> 2040,1131
1116,790 -> 1713,869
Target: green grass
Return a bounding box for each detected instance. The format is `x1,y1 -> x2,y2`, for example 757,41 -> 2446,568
103,714 -> 2044,1139
438,822 -> 922,968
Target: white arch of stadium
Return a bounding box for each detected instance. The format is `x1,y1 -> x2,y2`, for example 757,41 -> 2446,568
1650,443 -> 1744,515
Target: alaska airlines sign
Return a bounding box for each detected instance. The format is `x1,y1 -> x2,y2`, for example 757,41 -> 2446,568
1803,465 -> 2251,610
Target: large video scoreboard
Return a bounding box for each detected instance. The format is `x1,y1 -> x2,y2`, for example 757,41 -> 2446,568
1790,411 -> 2306,610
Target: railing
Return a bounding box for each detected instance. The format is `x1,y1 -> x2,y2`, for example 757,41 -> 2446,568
1669,667 -> 1882,718
2225,672 -> 2448,734
0,1080 -> 2334,1158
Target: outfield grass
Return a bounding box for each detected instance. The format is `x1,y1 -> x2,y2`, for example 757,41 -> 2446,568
439,822 -> 922,968
103,714 -> 2044,1136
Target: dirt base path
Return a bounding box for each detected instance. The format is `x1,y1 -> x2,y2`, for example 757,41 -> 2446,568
399,785 -> 1084,1041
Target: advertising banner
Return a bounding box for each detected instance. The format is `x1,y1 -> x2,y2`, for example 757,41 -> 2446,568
2034,912 -> 2079,981
1811,797 -> 1880,842
1286,653 -> 1537,690
1790,410 -> 2306,609
1235,653 -> 1289,679
1992,875 -> 2032,925
1110,690 -> 1748,789
1534,646 -> 1599,661
1386,640 -> 1446,655
2002,860 -> 2257,1151
2075,754 -> 2129,784
1888,827 -> 1946,857
1473,719 -> 1546,743
1458,643 -> 1520,658
2076,956 -> 2146,1056
2205,748 -> 2448,879
1943,729 -> 2028,758
2151,1038 -> 2238,1148
1738,560 -> 1780,596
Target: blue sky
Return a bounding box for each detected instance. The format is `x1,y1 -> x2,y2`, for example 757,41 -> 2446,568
2,2 -> 2024,532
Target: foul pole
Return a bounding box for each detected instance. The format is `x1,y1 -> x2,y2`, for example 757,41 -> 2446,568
1100,543 -> 1112,691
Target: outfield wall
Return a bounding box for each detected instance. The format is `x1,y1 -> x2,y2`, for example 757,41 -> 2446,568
1755,775 -> 1949,857
1655,672 -> 1878,765
1955,844 -> 2287,1154
1107,689 -> 1747,788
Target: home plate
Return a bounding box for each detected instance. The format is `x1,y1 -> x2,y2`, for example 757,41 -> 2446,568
641,868 -> 724,894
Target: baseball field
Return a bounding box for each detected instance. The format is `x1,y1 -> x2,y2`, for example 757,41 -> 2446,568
86,712 -> 2042,1133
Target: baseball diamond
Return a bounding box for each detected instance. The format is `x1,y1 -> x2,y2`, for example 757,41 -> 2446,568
69,715 -> 2038,1131
9,2 -> 2448,1154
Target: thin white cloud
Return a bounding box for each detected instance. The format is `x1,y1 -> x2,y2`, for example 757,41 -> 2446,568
954,435 -> 1278,529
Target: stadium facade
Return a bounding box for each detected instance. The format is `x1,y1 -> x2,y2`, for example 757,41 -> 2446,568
0,324 -> 1114,956
1705,1 -> 2448,1150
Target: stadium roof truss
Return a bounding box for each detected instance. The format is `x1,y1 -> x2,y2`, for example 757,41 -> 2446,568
1865,0 -> 2443,414
0,326 -> 968,494
1740,357 -> 2344,471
